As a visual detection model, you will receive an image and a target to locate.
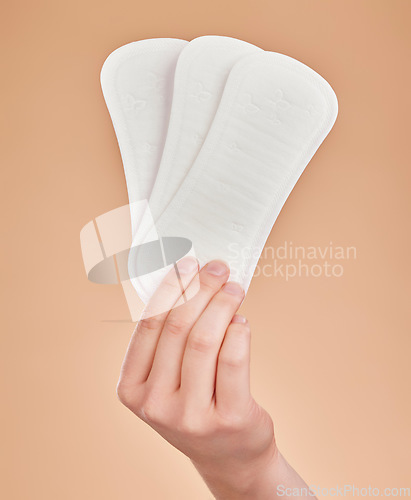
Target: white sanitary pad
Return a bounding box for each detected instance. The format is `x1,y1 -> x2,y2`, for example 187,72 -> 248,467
101,37 -> 338,304
100,38 -> 190,304
144,50 -> 338,295
149,36 -> 261,220
100,38 -> 187,236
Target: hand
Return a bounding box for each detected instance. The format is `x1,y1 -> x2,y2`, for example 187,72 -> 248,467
117,258 -> 313,499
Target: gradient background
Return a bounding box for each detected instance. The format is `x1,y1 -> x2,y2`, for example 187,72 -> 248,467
1,1 -> 410,499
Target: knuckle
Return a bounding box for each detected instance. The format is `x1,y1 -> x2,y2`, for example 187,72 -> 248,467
165,314 -> 191,335
219,350 -> 247,368
116,380 -> 135,407
215,291 -> 239,306
219,330 -> 249,367
218,412 -> 248,432
221,353 -> 245,368
139,390 -> 164,425
217,399 -> 258,432
137,315 -> 163,335
200,278 -> 220,293
187,331 -> 215,353
178,415 -> 207,438
161,276 -> 181,295
228,322 -> 251,338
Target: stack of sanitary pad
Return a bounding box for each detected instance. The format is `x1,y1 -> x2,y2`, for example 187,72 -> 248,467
100,36 -> 338,303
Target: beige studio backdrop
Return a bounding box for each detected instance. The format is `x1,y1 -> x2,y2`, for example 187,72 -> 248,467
1,0 -> 410,499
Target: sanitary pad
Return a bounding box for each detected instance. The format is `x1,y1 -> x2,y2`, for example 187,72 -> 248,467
101,37 -> 338,305
149,35 -> 261,220
142,50 -> 338,295
100,38 -> 187,235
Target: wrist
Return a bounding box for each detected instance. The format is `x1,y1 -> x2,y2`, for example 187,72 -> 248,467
191,440 -> 280,499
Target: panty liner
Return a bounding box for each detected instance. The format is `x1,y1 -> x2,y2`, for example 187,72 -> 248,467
102,38 -> 338,303
100,38 -> 187,235
139,50 -> 338,296
149,36 -> 261,220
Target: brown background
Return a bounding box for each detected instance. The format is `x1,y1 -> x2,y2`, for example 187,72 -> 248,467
1,1 -> 410,499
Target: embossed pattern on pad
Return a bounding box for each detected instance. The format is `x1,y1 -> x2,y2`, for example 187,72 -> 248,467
148,36 -> 261,220
101,39 -> 188,303
153,51 -> 338,292
100,38 -> 187,236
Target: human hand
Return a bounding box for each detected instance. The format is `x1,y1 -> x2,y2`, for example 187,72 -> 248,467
117,258 -> 313,499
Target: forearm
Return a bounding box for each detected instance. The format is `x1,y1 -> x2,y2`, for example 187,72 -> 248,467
192,444 -> 316,500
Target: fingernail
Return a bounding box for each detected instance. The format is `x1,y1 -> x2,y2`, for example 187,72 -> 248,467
206,261 -> 229,276
232,314 -> 247,324
177,258 -> 198,274
223,282 -> 244,295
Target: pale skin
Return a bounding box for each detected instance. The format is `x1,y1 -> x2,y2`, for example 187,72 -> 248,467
117,257 -> 316,499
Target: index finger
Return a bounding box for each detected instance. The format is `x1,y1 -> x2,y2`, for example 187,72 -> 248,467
119,257 -> 199,391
